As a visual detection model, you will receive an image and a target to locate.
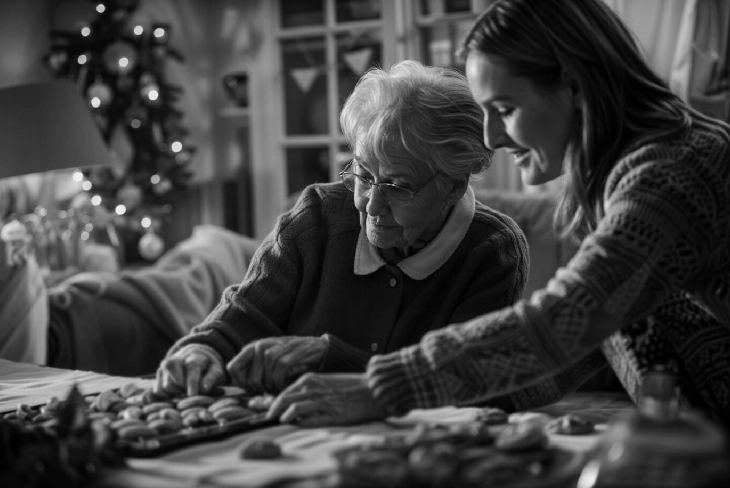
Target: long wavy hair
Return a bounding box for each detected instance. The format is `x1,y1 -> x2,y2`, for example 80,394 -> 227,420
458,0 -> 696,240
340,60 -> 491,194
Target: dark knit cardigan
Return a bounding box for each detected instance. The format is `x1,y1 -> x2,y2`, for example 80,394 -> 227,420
170,182 -> 529,375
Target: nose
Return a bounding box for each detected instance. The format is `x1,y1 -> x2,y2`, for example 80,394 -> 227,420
365,185 -> 390,216
484,113 -> 507,150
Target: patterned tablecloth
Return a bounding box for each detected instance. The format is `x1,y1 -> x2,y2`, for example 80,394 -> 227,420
0,358 -> 636,487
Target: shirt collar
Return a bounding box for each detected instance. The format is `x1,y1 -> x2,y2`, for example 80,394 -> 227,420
354,185 -> 475,280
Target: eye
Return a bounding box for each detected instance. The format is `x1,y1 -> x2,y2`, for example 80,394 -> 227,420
496,107 -> 514,117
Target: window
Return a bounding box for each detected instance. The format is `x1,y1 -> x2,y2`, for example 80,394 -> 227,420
277,0 -> 392,198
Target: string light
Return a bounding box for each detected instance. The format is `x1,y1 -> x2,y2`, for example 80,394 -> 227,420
133,25 -> 144,35
141,217 -> 152,228
81,181 -> 92,191
130,119 -> 141,129
91,195 -> 102,206
72,171 -> 84,182
119,57 -> 129,69
171,141 -> 183,153
147,89 -> 159,101
78,54 -> 88,65
153,27 -> 166,38
150,174 -> 161,184
96,3 -> 106,13
115,204 -> 127,215
90,97 -> 101,108
81,26 -> 91,37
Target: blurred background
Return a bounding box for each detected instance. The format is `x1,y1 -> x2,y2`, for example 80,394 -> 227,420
0,0 -> 727,272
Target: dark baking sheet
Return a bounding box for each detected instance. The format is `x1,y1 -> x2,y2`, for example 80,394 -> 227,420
117,411 -> 279,457
1,390 -> 279,458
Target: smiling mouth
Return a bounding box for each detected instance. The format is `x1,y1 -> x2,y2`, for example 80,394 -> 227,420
507,150 -> 530,167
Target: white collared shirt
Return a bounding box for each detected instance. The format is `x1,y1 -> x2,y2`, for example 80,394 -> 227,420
353,185 -> 476,280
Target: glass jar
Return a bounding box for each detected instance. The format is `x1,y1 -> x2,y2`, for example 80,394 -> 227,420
577,366 -> 729,488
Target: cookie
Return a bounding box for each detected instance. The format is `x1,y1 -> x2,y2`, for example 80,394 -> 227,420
240,438 -> 282,459
476,407 -> 509,425
544,413 -> 595,435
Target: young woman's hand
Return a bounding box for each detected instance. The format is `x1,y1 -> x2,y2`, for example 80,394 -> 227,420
267,373 -> 386,427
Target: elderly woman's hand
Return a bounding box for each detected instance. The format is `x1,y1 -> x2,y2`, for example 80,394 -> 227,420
227,336 -> 328,394
154,344 -> 226,397
267,373 -> 386,427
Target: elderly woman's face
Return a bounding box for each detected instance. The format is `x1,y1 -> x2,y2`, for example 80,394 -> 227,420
352,143 -> 448,253
465,51 -> 577,186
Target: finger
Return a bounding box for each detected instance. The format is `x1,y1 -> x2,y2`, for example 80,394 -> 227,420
160,358 -> 187,395
185,359 -> 203,397
200,362 -> 224,393
261,345 -> 286,392
246,343 -> 270,393
267,388 -> 314,420
280,400 -> 326,424
227,345 -> 255,386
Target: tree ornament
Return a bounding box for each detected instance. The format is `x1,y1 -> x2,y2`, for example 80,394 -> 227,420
138,230 -> 164,260
141,80 -> 161,105
87,81 -> 113,108
153,177 -> 173,195
47,50 -> 68,72
117,184 -> 143,210
102,41 -> 138,75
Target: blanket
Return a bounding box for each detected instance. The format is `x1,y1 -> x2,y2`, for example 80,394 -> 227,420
47,225 -> 260,372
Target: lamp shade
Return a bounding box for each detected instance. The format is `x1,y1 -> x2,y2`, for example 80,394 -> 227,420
0,81 -> 110,179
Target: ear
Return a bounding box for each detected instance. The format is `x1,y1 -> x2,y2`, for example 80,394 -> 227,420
561,70 -> 582,111
442,177 -> 468,207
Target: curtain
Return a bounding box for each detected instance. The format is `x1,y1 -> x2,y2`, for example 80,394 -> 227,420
670,0 -> 730,121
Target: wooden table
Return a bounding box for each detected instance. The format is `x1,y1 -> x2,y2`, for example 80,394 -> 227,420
0,358 -> 635,487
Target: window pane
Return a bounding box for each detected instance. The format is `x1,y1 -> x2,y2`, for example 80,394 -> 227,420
286,146 -> 331,195
280,0 -> 324,28
420,0 -> 472,16
336,0 -> 382,23
282,37 -> 328,135
420,19 -> 473,72
336,29 -> 382,131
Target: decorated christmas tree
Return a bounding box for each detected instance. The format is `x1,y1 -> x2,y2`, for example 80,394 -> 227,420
44,0 -> 194,262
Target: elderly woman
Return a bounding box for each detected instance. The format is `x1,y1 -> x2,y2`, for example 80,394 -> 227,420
270,0 -> 730,427
154,60 -> 528,396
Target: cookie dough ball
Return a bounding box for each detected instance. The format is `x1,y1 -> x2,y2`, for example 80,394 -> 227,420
240,438 -> 282,460
544,413 -> 595,435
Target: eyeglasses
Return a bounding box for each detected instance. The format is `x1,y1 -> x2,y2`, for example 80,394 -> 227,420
339,160 -> 436,206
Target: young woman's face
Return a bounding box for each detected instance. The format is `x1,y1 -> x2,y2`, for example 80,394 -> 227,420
352,142 -> 448,254
465,52 -> 578,186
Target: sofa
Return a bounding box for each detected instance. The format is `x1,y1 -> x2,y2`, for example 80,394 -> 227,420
472,188 -> 578,299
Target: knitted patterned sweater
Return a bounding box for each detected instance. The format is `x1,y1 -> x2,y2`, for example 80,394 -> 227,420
170,183 -> 529,374
367,115 -> 730,421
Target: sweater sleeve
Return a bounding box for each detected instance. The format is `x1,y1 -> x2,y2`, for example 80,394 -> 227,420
169,189 -> 320,364
366,151 -> 717,416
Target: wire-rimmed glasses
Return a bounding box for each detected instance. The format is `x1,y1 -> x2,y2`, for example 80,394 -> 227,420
338,160 -> 435,206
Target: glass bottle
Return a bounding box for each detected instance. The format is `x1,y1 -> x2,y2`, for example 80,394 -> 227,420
576,365 -> 729,488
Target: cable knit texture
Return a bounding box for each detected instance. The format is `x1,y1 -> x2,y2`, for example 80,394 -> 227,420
170,182 -> 529,376
367,116 -> 730,422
